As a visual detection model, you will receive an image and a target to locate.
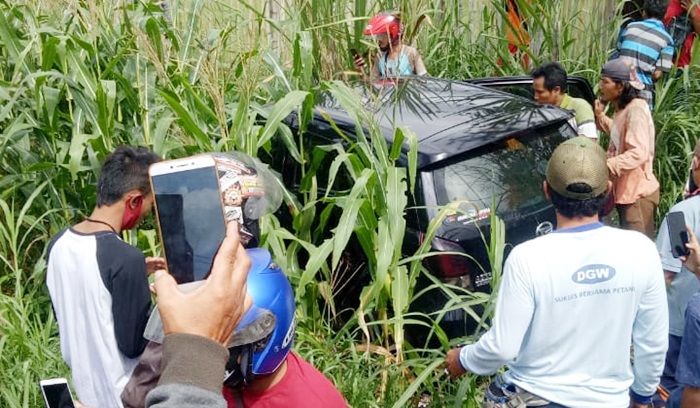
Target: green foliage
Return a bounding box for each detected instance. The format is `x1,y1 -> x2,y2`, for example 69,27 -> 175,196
653,68 -> 700,218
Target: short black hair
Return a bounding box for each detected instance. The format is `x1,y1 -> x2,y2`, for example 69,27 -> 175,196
96,146 -> 160,206
549,183 -> 606,218
531,62 -> 568,93
643,0 -> 668,20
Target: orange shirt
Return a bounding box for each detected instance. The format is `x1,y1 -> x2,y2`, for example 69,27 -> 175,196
596,98 -> 659,204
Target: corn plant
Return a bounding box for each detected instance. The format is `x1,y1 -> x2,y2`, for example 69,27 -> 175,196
1,0 -> 699,407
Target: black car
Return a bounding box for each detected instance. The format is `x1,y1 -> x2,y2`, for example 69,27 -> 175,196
272,76 -> 594,339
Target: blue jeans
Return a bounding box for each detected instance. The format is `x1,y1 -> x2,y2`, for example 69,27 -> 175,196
654,334 -> 683,407
667,387 -> 683,408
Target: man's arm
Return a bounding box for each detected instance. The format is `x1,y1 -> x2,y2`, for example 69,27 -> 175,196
411,48 -> 428,76
573,99 -> 597,138
98,239 -> 151,358
578,122 -> 598,138
145,334 -> 228,408
630,251 -> 668,402
456,248 -> 535,375
654,44 -> 675,81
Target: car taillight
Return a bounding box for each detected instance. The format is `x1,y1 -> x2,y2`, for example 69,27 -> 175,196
432,254 -> 471,278
428,236 -> 470,279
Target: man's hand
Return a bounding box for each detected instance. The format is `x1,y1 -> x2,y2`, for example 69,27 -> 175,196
594,99 -> 606,118
681,226 -> 700,277
145,257 -> 166,275
445,347 -> 467,379
154,221 -> 252,346
354,54 -> 366,71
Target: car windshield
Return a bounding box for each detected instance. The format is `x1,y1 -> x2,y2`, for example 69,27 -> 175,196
432,124 -> 573,220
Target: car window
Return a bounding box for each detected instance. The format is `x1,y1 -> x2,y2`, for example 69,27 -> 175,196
432,123 -> 574,219
486,81 -> 593,104
489,84 -> 534,100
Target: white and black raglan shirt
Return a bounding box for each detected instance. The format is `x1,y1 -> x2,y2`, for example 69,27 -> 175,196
47,228 -> 151,408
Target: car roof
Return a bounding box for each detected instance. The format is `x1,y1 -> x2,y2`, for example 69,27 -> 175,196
310,77 -> 572,168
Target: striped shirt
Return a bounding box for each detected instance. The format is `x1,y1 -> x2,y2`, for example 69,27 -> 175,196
617,19 -> 674,85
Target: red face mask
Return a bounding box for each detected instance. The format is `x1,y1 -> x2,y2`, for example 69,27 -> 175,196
121,196 -> 143,231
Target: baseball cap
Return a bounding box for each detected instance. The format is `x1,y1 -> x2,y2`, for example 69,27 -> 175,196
601,58 -> 645,91
546,137 -> 609,200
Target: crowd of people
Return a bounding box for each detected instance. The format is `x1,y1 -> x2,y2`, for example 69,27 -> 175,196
440,0 -> 700,407
42,1 -> 700,407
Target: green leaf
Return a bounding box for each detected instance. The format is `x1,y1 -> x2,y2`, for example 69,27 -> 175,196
388,128 -> 405,161
391,359 -> 444,408
263,51 -> 292,92
331,169 -> 372,271
297,238 -> 333,298
391,265 -> 409,360
158,89 -> 212,150
68,132 -> 99,181
385,166 -> 407,259
144,17 -> 164,61
257,90 -> 309,150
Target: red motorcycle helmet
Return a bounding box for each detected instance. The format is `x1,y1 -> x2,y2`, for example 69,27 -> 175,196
363,12 -> 401,42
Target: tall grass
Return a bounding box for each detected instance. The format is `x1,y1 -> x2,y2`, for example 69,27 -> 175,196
0,0 -> 698,407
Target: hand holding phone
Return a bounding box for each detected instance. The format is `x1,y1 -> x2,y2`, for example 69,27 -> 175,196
150,156 -> 226,283
352,48 -> 366,70
150,153 -> 281,284
667,211 -> 690,258
40,378 -> 76,408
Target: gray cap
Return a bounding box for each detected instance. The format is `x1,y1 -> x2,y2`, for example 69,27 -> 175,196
546,137 -> 609,200
601,58 -> 645,91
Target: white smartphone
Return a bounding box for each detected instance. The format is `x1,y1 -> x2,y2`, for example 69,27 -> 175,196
39,378 -> 76,408
149,155 -> 227,284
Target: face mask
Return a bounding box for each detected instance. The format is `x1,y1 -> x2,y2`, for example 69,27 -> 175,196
121,196 -> 143,230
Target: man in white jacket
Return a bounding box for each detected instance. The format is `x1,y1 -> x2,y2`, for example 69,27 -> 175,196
445,137 -> 668,408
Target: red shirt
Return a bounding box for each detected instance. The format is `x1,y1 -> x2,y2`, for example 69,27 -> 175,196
664,0 -> 700,67
223,353 -> 346,408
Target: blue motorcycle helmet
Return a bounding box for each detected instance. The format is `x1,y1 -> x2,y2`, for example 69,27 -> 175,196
223,247 -> 296,388
142,248 -> 296,387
